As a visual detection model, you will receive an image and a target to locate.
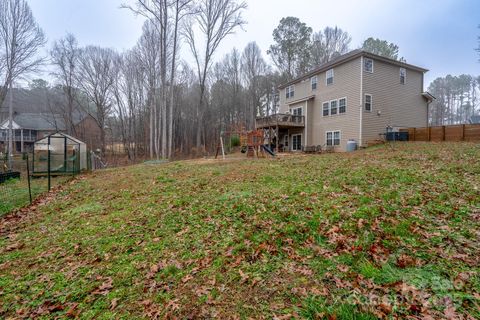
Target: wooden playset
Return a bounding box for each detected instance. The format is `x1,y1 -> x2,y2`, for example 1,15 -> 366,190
215,124 -> 275,159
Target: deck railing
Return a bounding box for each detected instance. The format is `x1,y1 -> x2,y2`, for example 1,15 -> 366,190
0,130 -> 37,142
256,113 -> 305,128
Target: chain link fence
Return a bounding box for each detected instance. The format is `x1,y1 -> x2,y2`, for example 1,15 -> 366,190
0,153 -> 74,216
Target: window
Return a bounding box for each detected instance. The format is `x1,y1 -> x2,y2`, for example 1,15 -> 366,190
339,98 -> 346,114
364,58 -> 373,73
323,102 -> 329,116
286,85 -> 295,99
326,131 -> 341,146
290,107 -> 302,116
365,94 -> 372,112
292,134 -> 302,151
326,69 -> 334,85
284,135 -> 289,147
311,76 -> 317,90
399,68 -> 406,84
334,131 -> 340,146
330,100 -> 338,115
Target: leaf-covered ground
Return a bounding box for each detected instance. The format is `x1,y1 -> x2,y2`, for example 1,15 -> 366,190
0,142 -> 479,319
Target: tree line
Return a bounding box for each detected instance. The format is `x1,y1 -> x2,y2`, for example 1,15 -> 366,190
2,0 -> 460,161
428,74 -> 480,125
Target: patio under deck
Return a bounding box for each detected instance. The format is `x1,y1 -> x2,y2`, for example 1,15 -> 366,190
255,114 -> 305,152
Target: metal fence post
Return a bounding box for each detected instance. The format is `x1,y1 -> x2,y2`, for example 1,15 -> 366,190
26,154 -> 32,203
48,135 -> 51,191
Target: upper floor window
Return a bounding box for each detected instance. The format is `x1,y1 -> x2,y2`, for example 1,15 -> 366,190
323,102 -> 329,116
290,107 -> 302,116
330,100 -> 338,115
339,98 -> 346,114
311,76 -> 317,90
399,68 -> 406,84
326,69 -> 334,85
286,85 -> 295,99
365,94 -> 372,112
364,58 -> 373,73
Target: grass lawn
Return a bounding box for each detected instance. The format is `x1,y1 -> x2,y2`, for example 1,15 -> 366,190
0,142 -> 479,319
0,176 -> 71,216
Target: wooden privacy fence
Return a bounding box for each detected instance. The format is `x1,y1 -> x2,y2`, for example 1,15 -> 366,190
400,124 -> 480,142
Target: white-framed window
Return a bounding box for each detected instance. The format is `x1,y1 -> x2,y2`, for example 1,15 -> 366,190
326,68 -> 334,85
286,85 -> 295,99
326,130 -> 341,146
311,76 -> 318,90
400,68 -> 406,84
330,100 -> 338,115
284,135 -> 289,147
339,97 -> 346,114
290,106 -> 302,116
364,58 -> 373,73
365,94 -> 372,112
323,102 -> 329,116
292,134 -> 302,151
334,131 -> 340,146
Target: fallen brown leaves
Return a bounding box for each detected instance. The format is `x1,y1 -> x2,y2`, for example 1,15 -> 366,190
92,277 -> 113,295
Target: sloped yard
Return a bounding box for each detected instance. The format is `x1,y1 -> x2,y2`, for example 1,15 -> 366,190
0,143 -> 479,319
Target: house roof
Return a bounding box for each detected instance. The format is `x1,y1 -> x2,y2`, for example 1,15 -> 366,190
35,131 -> 86,145
286,95 -> 315,105
0,111 -> 91,131
422,92 -> 436,103
279,50 -> 429,89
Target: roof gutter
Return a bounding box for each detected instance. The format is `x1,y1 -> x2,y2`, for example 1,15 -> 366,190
286,95 -> 315,105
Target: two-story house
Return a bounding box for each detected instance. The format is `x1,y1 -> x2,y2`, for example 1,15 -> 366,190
256,49 -> 434,151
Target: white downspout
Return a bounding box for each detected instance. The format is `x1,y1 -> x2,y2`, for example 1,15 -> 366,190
359,56 -> 363,147
304,100 -> 308,146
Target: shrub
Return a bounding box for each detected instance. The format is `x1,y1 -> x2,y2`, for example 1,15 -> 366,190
230,135 -> 240,147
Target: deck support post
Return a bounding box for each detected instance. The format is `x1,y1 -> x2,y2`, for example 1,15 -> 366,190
276,124 -> 279,152
21,129 -> 24,153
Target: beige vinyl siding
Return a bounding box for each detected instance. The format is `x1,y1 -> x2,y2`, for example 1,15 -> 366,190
362,59 -> 427,145
279,88 -> 287,112
279,81 -> 313,113
278,53 -> 427,151
279,57 -> 362,151
309,57 -> 361,151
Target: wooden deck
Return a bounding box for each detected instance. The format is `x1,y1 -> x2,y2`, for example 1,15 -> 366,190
255,114 -> 305,129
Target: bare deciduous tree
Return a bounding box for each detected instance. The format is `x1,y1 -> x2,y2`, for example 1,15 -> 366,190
183,0 -> 247,151
0,0 -> 46,104
311,26 -> 351,65
122,0 -> 194,159
75,46 -> 118,153
135,20 -> 160,158
50,33 -> 79,135
0,0 -> 46,158
167,0 -> 195,158
241,42 -> 268,128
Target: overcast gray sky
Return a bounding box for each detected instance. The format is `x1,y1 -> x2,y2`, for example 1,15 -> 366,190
29,0 -> 480,87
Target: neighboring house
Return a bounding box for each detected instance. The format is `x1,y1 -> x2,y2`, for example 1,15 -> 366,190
0,112 -> 101,153
256,49 -> 434,151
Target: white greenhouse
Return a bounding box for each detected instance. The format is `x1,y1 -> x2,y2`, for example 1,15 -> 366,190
33,132 -> 87,175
